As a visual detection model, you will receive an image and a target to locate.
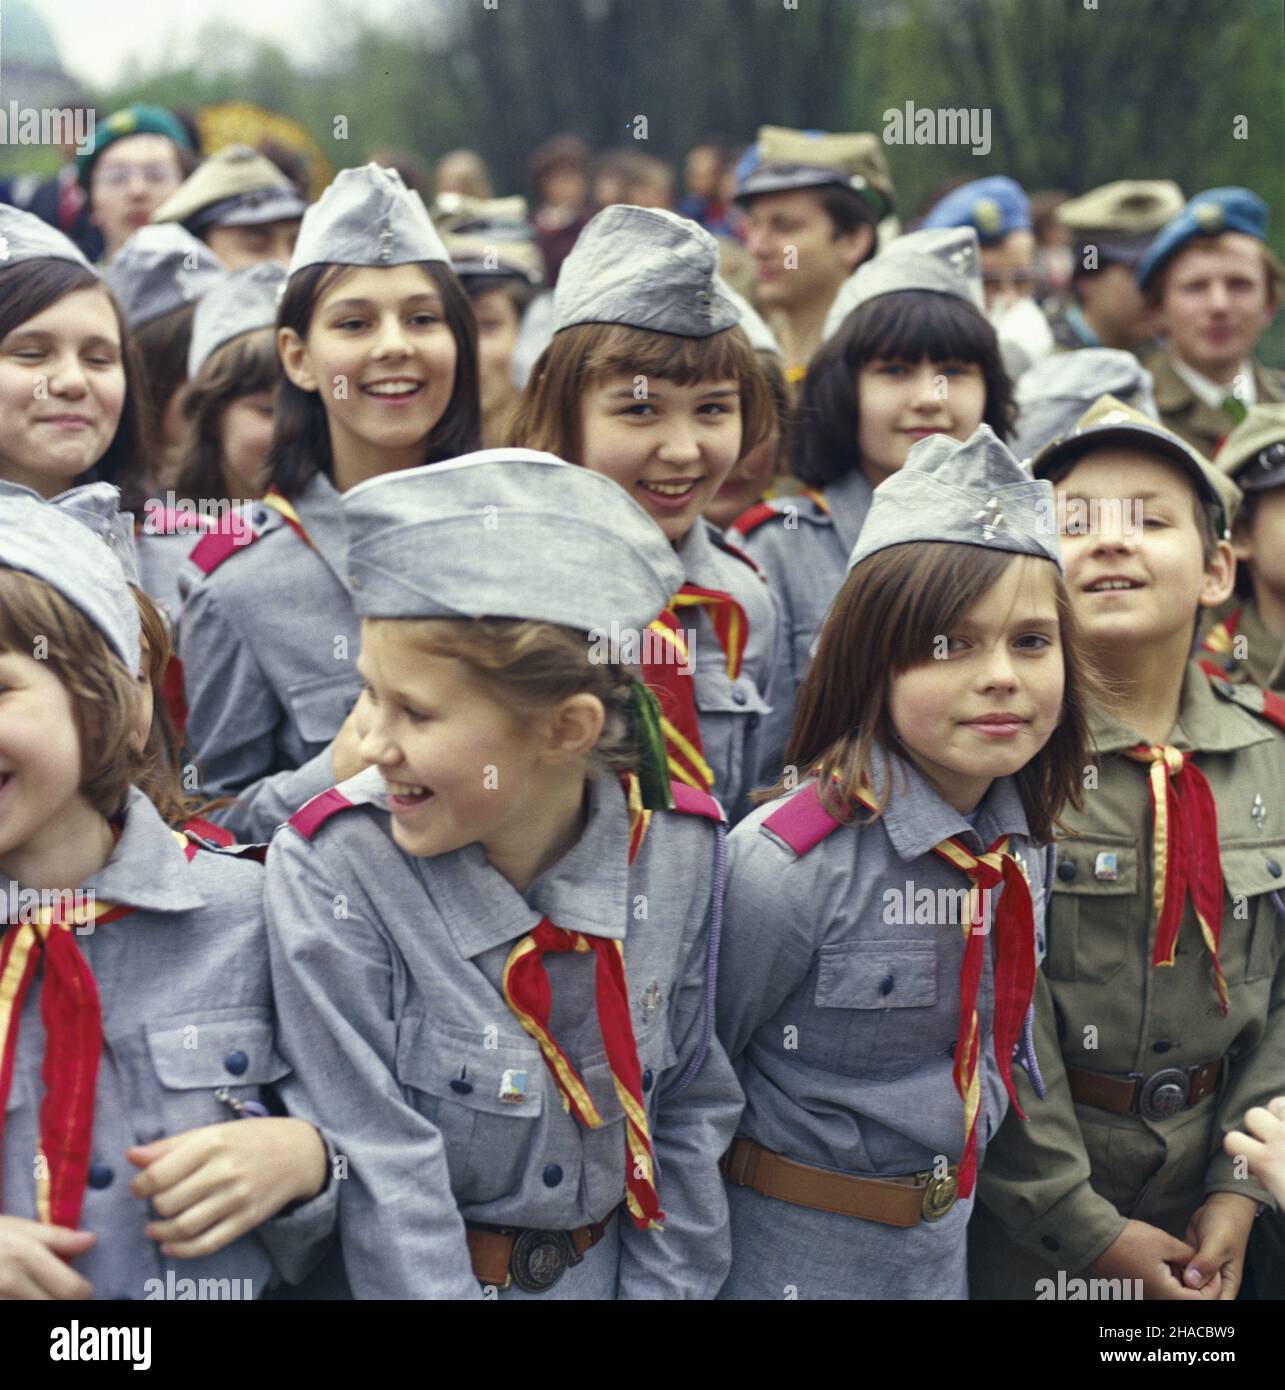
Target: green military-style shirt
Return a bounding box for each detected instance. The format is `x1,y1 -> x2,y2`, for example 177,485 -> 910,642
969,662 -> 1285,1296
1146,348 -> 1285,461
1200,597 -> 1285,693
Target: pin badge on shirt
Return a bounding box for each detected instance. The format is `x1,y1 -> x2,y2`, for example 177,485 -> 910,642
1094,851 -> 1118,882
498,1068 -> 527,1104
641,980 -> 663,1025
1251,794 -> 1266,831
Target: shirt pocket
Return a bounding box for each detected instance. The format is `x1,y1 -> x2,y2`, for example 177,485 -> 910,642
282,672 -> 360,746
1044,836 -> 1138,984
395,1014 -> 545,1208
810,939 -> 943,1081
145,1009 -> 289,1138
1220,840 -> 1285,984
694,674 -> 770,805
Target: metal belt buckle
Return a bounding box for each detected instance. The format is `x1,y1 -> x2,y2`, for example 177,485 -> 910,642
918,1166 -> 960,1223
510,1229 -> 576,1294
1138,1067 -> 1188,1120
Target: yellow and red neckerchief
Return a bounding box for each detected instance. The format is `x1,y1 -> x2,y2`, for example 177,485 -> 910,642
643,584 -> 748,795
500,774 -> 663,1230
1122,744 -> 1228,1015
260,487 -> 314,549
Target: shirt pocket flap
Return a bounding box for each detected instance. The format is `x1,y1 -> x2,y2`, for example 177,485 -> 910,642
284,673 -> 359,743
1051,836 -> 1138,897
693,672 -> 770,717
1221,840 -> 1285,901
146,1016 -> 289,1089
814,941 -> 937,1010
396,1016 -> 545,1120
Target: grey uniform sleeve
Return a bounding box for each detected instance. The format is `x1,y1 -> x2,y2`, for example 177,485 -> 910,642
264,832 -> 480,1300
616,829 -> 745,1299
715,826 -> 817,1064
180,585 -> 338,843
255,1125 -> 342,1287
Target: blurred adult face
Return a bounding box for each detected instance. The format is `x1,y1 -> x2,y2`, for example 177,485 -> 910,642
204,219 -> 300,269
743,189 -> 871,314
90,134 -> 185,260
1157,234 -> 1277,382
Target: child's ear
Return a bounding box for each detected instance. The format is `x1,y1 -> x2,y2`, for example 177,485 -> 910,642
836,223 -> 875,276
277,326 -> 318,394
1198,538 -> 1238,609
544,693 -> 605,763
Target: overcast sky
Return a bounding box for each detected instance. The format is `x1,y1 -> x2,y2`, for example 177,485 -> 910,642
26,0 -> 420,89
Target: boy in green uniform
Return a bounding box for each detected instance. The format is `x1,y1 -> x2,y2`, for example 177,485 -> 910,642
1200,405 -> 1285,695
969,395 -> 1285,1300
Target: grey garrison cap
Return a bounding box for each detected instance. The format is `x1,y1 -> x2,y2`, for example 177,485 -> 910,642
553,205 -> 740,337
288,164 -> 450,276
823,226 -> 985,342
0,491 -> 140,672
0,203 -> 95,271
105,224 -> 227,329
0,480 -> 141,587
1010,348 -> 1157,460
342,447 -> 682,632
847,424 -> 1063,573
188,261 -> 287,377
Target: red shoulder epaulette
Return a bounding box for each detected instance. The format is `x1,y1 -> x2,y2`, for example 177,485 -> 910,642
668,781 -> 725,823
179,818 -> 268,863
188,511 -> 261,577
288,786 -> 356,840
729,500 -> 779,540
762,780 -> 844,855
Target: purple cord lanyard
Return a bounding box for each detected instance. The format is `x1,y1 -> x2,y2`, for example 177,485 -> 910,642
215,1087 -> 269,1118
658,820 -> 727,1106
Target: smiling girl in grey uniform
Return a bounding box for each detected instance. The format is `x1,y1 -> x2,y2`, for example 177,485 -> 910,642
509,206 -> 783,822
0,496 -> 334,1301
178,165 -> 480,843
731,228 -> 1015,783
715,426 -> 1096,1300
265,449 -> 743,1299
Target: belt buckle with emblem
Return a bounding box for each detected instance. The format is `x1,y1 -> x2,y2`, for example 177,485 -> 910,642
1137,1067 -> 1187,1121
917,1165 -> 959,1223
510,1228 -> 577,1293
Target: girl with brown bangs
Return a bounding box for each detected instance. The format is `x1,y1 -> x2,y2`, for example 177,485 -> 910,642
508,205 -> 783,822
733,229 -> 1015,788
714,426 -> 1094,1301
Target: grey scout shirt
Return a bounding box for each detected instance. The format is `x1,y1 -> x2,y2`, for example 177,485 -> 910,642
733,470 -> 874,786
677,518 -> 783,822
178,473 -> 362,843
265,765 -> 744,1300
717,761 -> 1050,1185
0,789 -> 336,1299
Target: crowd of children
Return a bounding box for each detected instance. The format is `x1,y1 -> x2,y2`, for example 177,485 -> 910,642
0,109 -> 1282,1302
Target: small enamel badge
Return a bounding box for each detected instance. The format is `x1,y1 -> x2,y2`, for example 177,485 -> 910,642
974,497 -> 1006,542
641,980 -> 663,1024
1252,794 -> 1266,831
1094,851 -> 1118,881
498,1068 -> 527,1104
377,221 -> 395,261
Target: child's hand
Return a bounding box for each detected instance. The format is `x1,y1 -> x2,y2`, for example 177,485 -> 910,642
1182,1192 -> 1257,1299
329,701 -> 371,783
126,1117 -> 327,1259
0,1214 -> 95,1300
1224,1097 -> 1285,1207
1088,1218 -> 1205,1299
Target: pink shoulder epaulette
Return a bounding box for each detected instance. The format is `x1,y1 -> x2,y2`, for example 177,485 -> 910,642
728,500 -> 779,541
288,786 -> 356,840
669,781 -> 725,823
188,512 -> 261,577
762,780 -> 843,855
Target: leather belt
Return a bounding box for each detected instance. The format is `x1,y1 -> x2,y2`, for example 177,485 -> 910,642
467,1207 -> 619,1293
720,1137 -> 959,1228
1067,1058 -> 1222,1120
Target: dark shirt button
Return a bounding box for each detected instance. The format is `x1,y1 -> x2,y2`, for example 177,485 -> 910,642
449,1079 -> 473,1095
543,1164 -> 563,1188
1153,1040 -> 1173,1054
732,688 -> 748,706
880,974 -> 895,996
1057,860 -> 1077,882
1037,933 -> 1045,953
223,1049 -> 249,1076
87,1162 -> 113,1190
1042,1235 -> 1060,1252
641,1067 -> 654,1093
1268,860 -> 1282,878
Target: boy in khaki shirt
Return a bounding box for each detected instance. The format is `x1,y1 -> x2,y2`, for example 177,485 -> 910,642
969,395 -> 1285,1300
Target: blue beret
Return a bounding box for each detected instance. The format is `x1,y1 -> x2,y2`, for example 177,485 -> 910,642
921,176 -> 1031,245
1136,187 -> 1270,289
